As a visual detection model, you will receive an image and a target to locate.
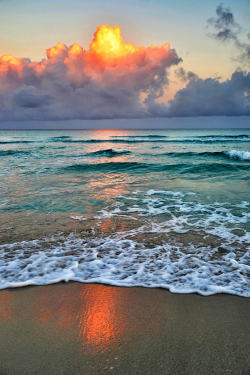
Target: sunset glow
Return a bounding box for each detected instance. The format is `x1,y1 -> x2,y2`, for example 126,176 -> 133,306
0,24 -> 175,75
0,2 -> 249,123
90,25 -> 139,60
0,24 -> 181,120
0,54 -> 23,73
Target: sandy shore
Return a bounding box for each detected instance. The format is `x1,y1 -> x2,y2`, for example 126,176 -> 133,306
0,283 -> 250,375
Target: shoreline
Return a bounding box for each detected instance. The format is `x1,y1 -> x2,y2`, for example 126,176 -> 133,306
1,282 -> 250,374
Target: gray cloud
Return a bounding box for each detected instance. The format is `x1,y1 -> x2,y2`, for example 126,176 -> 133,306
174,67 -> 199,82
147,70 -> 250,117
1,17 -> 250,124
207,4 -> 250,65
0,39 -> 181,121
207,4 -> 241,42
13,87 -> 52,108
141,5 -> 250,119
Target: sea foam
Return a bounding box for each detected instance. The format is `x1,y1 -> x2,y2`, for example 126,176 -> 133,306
225,150 -> 250,160
0,230 -> 250,296
1,190 -> 250,296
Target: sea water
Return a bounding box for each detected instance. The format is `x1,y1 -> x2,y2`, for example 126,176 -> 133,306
0,128 -> 250,296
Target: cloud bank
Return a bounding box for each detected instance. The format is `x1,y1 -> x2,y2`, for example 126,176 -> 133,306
154,4 -> 250,119
166,70 -> 250,117
0,25 -> 181,121
1,14 -> 250,123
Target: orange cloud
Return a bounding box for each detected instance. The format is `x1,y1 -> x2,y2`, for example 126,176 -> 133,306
0,25 -> 181,121
46,42 -> 68,60
90,25 -> 139,59
0,54 -> 28,76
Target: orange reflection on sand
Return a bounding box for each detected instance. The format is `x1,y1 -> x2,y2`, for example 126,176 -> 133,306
0,293 -> 12,322
77,284 -> 126,350
36,292 -> 55,325
34,283 -> 126,351
36,289 -> 79,328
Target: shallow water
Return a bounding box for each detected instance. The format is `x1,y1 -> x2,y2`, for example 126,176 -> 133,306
0,128 -> 250,295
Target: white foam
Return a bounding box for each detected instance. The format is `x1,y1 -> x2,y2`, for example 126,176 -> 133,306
225,150 -> 250,160
1,231 -> 250,296
70,216 -> 87,221
1,189 -> 250,296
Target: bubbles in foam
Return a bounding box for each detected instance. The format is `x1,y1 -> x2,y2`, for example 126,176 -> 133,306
1,189 -> 250,296
0,229 -> 250,296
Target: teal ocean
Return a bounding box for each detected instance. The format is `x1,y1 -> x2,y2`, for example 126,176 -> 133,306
0,129 -> 250,295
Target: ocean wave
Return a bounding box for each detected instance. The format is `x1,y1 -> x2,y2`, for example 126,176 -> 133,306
0,135 -> 250,144
157,150 -> 250,161
0,150 -> 31,156
61,162 -> 151,173
0,140 -> 35,144
1,189 -> 250,295
160,151 -> 223,158
225,150 -> 250,160
196,134 -> 250,139
87,149 -> 131,157
110,135 -> 168,138
44,137 -> 250,144
48,136 -> 72,142
60,162 -> 249,175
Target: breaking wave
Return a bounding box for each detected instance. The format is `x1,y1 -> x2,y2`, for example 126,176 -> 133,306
1,189 -> 250,296
225,150 -> 250,160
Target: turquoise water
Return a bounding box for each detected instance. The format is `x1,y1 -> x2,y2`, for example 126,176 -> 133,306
0,129 -> 250,295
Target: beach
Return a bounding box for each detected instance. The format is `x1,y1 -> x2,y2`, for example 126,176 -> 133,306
1,0 -> 250,370
1,282 -> 250,375
1,129 -> 250,295
1,128 -> 250,374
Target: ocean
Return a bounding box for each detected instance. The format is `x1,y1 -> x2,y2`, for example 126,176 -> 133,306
0,128 -> 250,296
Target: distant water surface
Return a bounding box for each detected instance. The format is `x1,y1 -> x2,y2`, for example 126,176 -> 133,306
0,128 -> 250,295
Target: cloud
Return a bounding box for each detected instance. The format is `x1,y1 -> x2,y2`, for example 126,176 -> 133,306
12,87 -> 52,108
207,4 -> 250,65
0,25 -> 181,121
153,70 -> 250,117
174,67 -> 199,82
1,20 -> 250,122
147,5 -> 250,119
207,4 -> 241,42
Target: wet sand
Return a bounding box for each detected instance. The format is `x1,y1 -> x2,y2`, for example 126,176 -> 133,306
0,283 -> 250,375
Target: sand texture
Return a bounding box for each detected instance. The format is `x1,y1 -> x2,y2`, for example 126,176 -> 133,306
0,283 -> 250,375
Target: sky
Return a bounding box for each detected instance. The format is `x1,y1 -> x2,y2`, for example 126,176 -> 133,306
0,0 -> 250,128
